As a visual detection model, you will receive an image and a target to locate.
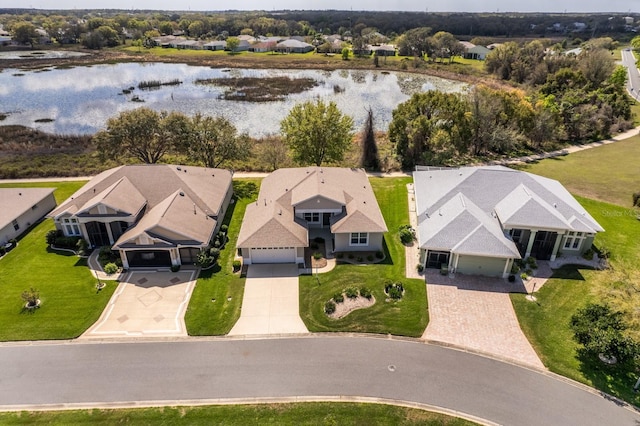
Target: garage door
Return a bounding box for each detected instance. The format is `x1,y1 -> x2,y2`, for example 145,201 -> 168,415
457,255 -> 507,277
250,247 -> 296,264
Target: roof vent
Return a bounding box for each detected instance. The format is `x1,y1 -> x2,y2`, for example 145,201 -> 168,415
177,167 -> 181,171
553,203 -> 557,208
278,209 -> 282,215
264,199 -> 267,206
179,191 -> 184,196
19,192 -> 22,196
321,178 -> 324,184
184,169 -> 187,173
193,203 -> 196,214
438,209 -> 442,216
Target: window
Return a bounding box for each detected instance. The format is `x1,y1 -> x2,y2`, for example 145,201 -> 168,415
509,229 -> 522,243
564,231 -> 584,250
12,220 -> 19,231
350,232 -> 368,246
303,212 -> 320,223
62,218 -> 81,236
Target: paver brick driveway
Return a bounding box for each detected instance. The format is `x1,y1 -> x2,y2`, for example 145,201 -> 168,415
422,270 -> 544,369
82,270 -> 197,338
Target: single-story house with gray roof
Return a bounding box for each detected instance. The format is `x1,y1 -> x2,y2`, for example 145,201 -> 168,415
413,166 -> 603,277
48,165 -> 233,269
0,188 -> 57,246
237,167 -> 387,265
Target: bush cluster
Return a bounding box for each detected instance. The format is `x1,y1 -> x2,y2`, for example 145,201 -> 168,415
398,225 -> 415,245
324,300 -> 336,314
385,281 -> 404,300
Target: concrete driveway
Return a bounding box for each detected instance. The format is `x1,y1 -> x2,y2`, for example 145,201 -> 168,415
422,270 -> 544,369
82,270 -> 197,338
229,264 -> 308,336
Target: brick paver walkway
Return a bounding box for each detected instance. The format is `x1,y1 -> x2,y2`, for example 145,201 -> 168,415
422,271 -> 545,370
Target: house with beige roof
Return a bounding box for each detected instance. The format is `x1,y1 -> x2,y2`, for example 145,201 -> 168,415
0,188 -> 57,247
49,165 -> 233,269
413,166 -> 603,278
237,167 -> 387,265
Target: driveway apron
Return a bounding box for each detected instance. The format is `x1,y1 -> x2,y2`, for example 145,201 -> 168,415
229,264 -> 308,336
82,270 -> 196,338
422,270 -> 545,369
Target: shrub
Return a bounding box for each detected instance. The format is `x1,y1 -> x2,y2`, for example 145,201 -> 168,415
416,264 -> 424,273
313,252 -> 323,260
324,300 -> 336,315
526,257 -> 537,269
55,236 -> 82,249
220,224 -> 228,232
360,287 -> 372,299
76,238 -> 88,256
314,237 -> 324,244
213,240 -> 221,248
582,247 -> 595,260
197,249 -> 214,267
375,251 -> 383,259
170,264 -> 180,272
357,256 -> 363,262
508,274 -> 516,282
46,229 -> 61,246
366,254 -> 374,261
385,282 -> 404,300
209,247 -> 221,261
333,292 -> 344,303
520,272 -> 529,280
103,262 -> 119,275
232,260 -> 241,272
398,225 -> 415,245
597,245 -> 610,259
336,253 -> 344,259
510,263 -> 520,274
98,245 -> 114,261
345,287 -> 359,299
348,254 -> 354,259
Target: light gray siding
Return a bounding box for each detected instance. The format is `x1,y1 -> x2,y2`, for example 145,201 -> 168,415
334,232 -> 384,252
295,196 -> 343,211
456,255 -> 508,277
1,192 -> 56,244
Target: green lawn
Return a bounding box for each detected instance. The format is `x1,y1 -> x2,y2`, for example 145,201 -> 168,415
184,179 -> 260,335
299,177 -> 428,337
517,135 -> 640,207
512,196 -> 640,406
0,181 -> 117,341
0,402 -> 476,425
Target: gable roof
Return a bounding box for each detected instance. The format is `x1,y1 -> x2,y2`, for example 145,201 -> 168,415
0,188 -> 55,231
50,165 -> 232,247
237,167 -> 387,248
413,166 -> 603,257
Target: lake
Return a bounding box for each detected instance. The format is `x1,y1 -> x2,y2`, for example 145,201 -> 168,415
0,62 -> 467,137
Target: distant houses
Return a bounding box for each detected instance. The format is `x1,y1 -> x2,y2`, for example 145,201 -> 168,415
460,41 -> 491,60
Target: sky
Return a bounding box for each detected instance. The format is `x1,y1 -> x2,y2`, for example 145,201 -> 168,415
0,1 -> 636,13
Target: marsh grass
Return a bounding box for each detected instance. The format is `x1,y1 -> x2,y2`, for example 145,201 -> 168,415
195,76 -> 318,101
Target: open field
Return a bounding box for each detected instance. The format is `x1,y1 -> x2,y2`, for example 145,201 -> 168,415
517,135 -> 640,207
0,402 -> 476,425
0,180 -> 118,341
299,177 -> 428,337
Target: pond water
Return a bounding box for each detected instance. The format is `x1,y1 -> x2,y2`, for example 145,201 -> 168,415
0,62 -> 467,137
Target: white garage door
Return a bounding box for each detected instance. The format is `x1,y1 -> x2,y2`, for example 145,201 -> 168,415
250,247 -> 296,264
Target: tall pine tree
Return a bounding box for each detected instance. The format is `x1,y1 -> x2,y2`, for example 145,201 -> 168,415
360,107 -> 380,171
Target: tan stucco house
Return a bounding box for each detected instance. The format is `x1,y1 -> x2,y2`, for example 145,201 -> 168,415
237,167 -> 388,265
48,165 -> 233,268
0,188 -> 57,246
413,166 -> 603,278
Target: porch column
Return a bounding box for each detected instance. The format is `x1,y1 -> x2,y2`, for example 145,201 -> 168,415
120,250 -> 129,269
170,248 -> 180,266
525,230 -> 537,258
105,222 -> 115,245
502,258 -> 513,279
550,232 -> 564,261
79,223 -> 91,247
451,253 -> 460,273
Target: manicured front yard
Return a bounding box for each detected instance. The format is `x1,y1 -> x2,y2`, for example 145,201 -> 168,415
512,197 -> 640,407
0,181 -> 117,341
0,402 -> 476,425
299,177 -> 428,337
184,179 -> 260,335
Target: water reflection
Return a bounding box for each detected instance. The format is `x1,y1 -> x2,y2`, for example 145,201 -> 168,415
0,62 -> 466,136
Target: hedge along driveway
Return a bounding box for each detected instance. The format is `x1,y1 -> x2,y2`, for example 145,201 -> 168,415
299,177 -> 428,337
0,181 -> 117,341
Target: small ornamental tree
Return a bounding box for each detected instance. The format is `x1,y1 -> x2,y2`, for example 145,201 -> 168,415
21,288 -> 40,308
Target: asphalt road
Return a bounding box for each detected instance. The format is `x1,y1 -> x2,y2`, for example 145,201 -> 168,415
1,337 -> 638,425
622,48 -> 640,101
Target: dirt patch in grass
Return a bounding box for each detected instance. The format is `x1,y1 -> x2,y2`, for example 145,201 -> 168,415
329,295 -> 375,319
195,76 -> 318,101
0,125 -> 92,157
